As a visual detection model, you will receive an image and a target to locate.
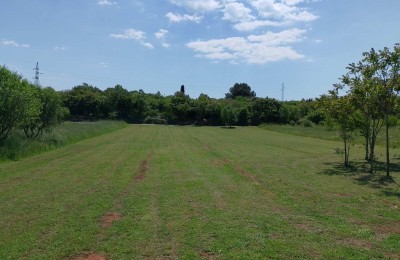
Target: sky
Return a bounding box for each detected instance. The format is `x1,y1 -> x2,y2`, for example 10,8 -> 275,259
1,0 -> 400,100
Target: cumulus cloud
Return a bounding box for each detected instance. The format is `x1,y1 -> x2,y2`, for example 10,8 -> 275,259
166,12 -> 202,23
168,0 -> 221,12
0,40 -> 30,48
167,0 -> 318,31
110,29 -> 154,49
98,0 -> 117,6
186,28 -> 306,64
155,29 -> 170,48
155,29 -> 168,39
250,0 -> 318,23
222,2 -> 254,23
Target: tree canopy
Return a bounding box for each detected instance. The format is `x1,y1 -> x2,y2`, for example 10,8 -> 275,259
225,83 -> 256,99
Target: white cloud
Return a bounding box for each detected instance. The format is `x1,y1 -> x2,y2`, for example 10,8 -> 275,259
0,40 -> 30,48
155,29 -> 170,48
168,0 -> 221,12
99,62 -> 109,68
166,12 -> 202,23
186,28 -> 306,64
250,0 -> 318,23
53,46 -> 66,51
233,19 -> 284,31
110,29 -> 154,49
222,2 -> 254,23
155,29 -> 168,39
98,0 -> 117,6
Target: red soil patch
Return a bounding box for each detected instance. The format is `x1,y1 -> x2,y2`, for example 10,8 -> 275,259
374,222 -> 400,235
135,153 -> 153,181
199,250 -> 217,259
75,253 -> 106,260
235,165 -> 260,185
101,212 -> 121,228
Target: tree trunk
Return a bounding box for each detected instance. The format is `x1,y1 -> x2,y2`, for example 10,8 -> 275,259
365,134 -> 369,161
344,139 -> 348,167
385,114 -> 390,177
369,134 -> 375,174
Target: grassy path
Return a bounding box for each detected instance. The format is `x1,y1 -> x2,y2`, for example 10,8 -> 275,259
0,125 -> 399,259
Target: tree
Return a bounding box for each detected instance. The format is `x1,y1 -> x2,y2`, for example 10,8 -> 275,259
0,66 -> 36,142
168,91 -> 193,124
221,106 -> 236,128
225,83 -> 256,99
63,83 -> 104,119
344,44 -> 400,175
320,88 -> 358,167
237,107 -> 249,126
21,87 -> 65,138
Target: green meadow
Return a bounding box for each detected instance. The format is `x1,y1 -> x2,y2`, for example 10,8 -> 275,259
0,125 -> 399,259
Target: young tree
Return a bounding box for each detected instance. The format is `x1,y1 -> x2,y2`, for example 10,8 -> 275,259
344,44 -> 400,176
342,71 -> 385,173
320,88 -> 357,167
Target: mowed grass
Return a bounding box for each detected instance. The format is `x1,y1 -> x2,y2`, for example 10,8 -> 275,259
0,125 -> 399,259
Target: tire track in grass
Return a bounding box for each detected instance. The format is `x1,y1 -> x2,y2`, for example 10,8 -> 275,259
182,127 -> 342,258
92,126 -> 159,259
93,138 -> 156,258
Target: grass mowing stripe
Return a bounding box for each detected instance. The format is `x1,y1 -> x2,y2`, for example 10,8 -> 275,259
0,125 -> 399,259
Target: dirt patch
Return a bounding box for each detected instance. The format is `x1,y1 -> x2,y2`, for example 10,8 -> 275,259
373,222 -> 400,235
338,238 -> 373,250
74,253 -> 107,260
199,250 -> 217,259
214,191 -> 227,209
212,158 -> 230,167
135,153 -> 153,181
235,165 -> 260,185
384,252 -> 400,259
101,212 -> 121,228
331,192 -> 352,197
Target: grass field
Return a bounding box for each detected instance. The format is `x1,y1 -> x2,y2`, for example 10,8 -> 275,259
0,125 -> 399,259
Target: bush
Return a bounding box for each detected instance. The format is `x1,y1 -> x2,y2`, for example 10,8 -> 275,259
298,118 -> 314,127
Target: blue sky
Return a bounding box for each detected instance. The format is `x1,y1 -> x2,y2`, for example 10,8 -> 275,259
1,0 -> 399,100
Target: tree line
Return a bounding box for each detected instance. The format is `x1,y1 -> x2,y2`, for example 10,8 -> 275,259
1,66 -> 323,143
60,82 -> 323,127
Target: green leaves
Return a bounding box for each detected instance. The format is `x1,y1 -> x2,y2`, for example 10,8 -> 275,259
0,66 -> 65,142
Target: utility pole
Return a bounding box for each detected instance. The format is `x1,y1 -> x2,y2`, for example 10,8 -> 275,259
33,62 -> 42,87
281,82 -> 285,102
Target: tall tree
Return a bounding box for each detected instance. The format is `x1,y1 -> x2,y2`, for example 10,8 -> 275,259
225,83 -> 256,99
